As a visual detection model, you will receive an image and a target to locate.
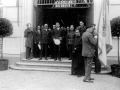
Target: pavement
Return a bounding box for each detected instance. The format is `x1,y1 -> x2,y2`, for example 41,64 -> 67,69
0,69 -> 120,90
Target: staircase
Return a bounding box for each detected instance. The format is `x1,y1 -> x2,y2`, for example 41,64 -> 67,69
10,58 -> 105,72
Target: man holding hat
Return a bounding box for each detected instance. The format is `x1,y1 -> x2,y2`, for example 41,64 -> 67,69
53,22 -> 64,61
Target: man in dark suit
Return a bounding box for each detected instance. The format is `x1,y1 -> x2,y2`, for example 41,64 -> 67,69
82,24 -> 97,83
77,21 -> 86,36
49,25 -> 56,59
24,23 -> 33,60
33,26 -> 41,58
66,25 -> 75,60
53,22 -> 64,61
39,24 -> 50,60
93,29 -> 101,74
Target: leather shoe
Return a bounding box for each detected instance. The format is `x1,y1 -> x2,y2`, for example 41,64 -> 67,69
68,58 -> 72,60
58,59 -> 61,61
45,58 -> 48,60
54,59 -> 57,61
38,58 -> 42,60
83,80 -> 93,83
95,72 -> 100,74
50,57 -> 54,59
89,78 -> 94,80
70,74 -> 76,75
77,75 -> 82,77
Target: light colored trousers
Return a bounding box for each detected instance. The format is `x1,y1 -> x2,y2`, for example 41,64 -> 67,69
84,57 -> 93,80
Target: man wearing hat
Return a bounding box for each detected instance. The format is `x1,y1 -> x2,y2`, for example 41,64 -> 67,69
53,22 -> 64,61
82,24 -> 97,83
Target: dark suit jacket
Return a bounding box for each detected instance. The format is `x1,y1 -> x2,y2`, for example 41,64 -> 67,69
49,29 -> 54,42
40,29 -> 50,44
74,36 -> 82,52
66,31 -> 75,45
77,26 -> 86,36
24,28 -> 33,48
53,28 -> 64,39
82,31 -> 97,57
33,30 -> 41,44
53,28 -> 64,44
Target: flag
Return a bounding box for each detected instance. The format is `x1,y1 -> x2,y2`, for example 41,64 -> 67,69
97,0 -> 113,66
16,0 -> 19,26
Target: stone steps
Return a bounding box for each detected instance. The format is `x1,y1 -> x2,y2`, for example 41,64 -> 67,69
10,65 -> 71,72
22,58 -> 71,64
9,58 -> 106,72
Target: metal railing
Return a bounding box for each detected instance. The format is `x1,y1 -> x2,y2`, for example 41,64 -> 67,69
37,0 -> 93,5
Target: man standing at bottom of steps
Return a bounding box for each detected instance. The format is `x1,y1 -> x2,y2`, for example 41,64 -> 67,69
82,24 -> 97,83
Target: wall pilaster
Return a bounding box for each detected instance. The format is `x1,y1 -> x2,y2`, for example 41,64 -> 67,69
21,0 -> 34,58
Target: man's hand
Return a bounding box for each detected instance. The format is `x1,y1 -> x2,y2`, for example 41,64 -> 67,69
59,37 -> 62,40
74,48 -> 76,50
94,36 -> 98,39
93,30 -> 98,36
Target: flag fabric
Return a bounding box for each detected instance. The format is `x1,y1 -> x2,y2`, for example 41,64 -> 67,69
97,0 -> 113,66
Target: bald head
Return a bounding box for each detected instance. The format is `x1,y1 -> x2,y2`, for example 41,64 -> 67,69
44,24 -> 48,29
53,25 -> 56,29
37,26 -> 40,30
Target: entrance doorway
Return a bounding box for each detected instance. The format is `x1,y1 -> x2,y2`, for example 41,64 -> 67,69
36,6 -> 94,29
42,8 -> 87,28
35,0 -> 94,28
33,0 -> 94,58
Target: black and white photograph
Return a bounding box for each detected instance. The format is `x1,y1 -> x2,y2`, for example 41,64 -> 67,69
0,0 -> 120,90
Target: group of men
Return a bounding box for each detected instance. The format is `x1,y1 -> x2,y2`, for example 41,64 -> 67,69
25,21 -> 85,61
24,21 -> 101,83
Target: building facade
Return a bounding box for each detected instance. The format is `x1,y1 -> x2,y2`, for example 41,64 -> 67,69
1,0 -> 120,65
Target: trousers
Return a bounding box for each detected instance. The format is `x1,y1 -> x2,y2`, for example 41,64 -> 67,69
26,47 -> 32,59
40,44 -> 48,59
84,57 -> 93,80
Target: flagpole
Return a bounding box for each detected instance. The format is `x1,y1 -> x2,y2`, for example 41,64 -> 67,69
97,0 -> 104,59
117,28 -> 120,65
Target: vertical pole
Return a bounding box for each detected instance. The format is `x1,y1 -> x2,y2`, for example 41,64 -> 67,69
1,37 -> 3,60
118,31 -> 120,65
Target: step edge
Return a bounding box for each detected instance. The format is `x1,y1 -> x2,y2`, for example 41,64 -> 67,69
10,65 -> 71,72
16,62 -> 71,67
22,59 -> 71,62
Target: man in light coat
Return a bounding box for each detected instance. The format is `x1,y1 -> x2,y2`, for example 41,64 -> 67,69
24,23 -> 33,60
82,24 -> 97,83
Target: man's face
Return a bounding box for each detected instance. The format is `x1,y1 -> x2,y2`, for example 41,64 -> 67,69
44,24 -> 48,29
67,27 -> 69,30
75,30 -> 80,36
27,24 -> 31,28
56,23 -> 60,28
89,26 -> 95,33
37,26 -> 40,30
53,25 -> 56,29
79,22 -> 84,26
70,25 -> 74,31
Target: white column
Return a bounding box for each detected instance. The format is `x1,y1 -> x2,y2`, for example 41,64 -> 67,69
20,0 -> 34,57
